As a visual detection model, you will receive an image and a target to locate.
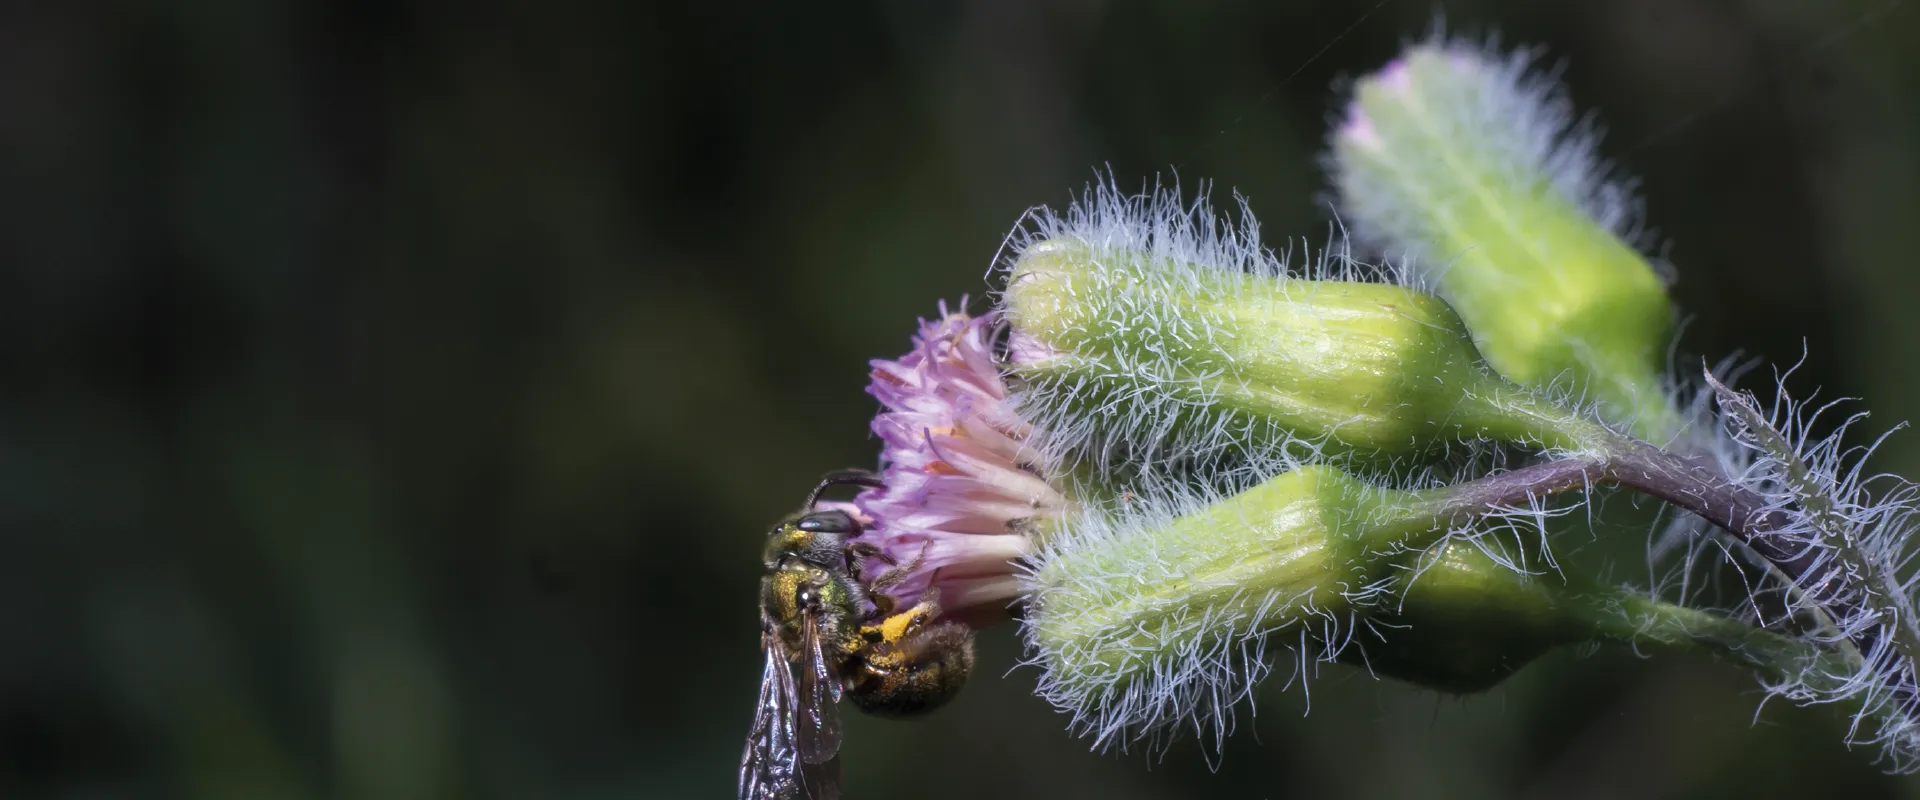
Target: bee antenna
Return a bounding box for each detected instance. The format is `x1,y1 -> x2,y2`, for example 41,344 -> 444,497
807,468 -> 885,509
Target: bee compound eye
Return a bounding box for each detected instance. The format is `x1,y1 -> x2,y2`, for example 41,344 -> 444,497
796,510 -> 858,535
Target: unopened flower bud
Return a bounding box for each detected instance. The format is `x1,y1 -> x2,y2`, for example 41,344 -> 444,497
1328,41 -> 1679,439
1021,465 -> 1399,750
1000,184 -> 1602,474
1344,540 -> 1580,693
1022,458 -> 1848,760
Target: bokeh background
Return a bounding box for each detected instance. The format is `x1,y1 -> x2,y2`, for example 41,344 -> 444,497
6,0 -> 1920,797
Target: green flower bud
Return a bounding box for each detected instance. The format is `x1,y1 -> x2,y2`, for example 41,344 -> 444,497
1000,185 -> 1607,474
1021,460 -> 1837,752
1329,41 -> 1679,440
1021,465 -> 1402,750
1343,541 -> 1582,694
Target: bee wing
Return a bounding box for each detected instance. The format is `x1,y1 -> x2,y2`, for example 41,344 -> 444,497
740,636 -> 801,799
793,614 -> 845,765
797,752 -> 843,800
740,633 -> 845,800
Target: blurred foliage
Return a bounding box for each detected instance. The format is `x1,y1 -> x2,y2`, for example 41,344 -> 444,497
3,0 -> 1920,798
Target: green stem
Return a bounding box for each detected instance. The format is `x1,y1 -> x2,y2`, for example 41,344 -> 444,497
1570,589 -> 1840,681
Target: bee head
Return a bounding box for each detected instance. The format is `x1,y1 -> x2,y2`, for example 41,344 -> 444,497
763,507 -> 865,569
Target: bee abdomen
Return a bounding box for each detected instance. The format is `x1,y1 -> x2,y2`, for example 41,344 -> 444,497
845,622 -> 974,718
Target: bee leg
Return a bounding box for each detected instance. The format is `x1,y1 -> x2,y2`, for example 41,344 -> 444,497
913,567 -> 948,618
858,549 -> 946,643
865,540 -> 931,597
864,564 -> 955,645
844,540 -> 894,576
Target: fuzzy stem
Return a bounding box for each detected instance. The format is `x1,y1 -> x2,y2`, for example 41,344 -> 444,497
1568,589 -> 1845,681
1348,455 -> 1601,559
1438,388 -> 1828,596
1703,373 -> 1920,670
1383,439 -> 1819,605
1602,442 -> 1816,583
1609,426 -> 1920,735
1344,460 -> 1848,696
1360,419 -> 1920,728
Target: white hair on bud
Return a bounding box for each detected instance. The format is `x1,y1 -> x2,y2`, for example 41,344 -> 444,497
1708,361 -> 1920,772
1015,465 -> 1370,757
1326,32 -> 1664,281
994,173 -> 1437,483
1003,171 -> 1411,289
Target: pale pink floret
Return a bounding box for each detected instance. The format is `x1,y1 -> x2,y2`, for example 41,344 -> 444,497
1337,106 -> 1383,153
850,302 -> 1065,626
1379,57 -> 1413,94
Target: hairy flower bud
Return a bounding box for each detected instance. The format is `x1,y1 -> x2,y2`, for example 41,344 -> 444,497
999,181 -> 1600,475
1020,465 -> 1395,751
1328,40 -> 1679,439
1346,540 -> 1580,693
1021,460 -> 1838,754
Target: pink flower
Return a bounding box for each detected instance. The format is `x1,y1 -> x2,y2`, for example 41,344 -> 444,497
845,302 -> 1064,627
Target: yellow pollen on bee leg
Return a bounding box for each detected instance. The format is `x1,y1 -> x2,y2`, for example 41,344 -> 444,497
875,602 -> 936,644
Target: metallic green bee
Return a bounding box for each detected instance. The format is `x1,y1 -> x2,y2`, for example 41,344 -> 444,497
739,470 -> 976,800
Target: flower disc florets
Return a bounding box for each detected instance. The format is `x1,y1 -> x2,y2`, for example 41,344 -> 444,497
846,302 -> 1066,625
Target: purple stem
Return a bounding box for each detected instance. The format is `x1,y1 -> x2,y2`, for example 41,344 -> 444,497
1430,440 -> 1919,716
1431,444 -> 1811,587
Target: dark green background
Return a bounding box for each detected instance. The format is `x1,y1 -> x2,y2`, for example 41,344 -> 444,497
7,0 -> 1920,797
